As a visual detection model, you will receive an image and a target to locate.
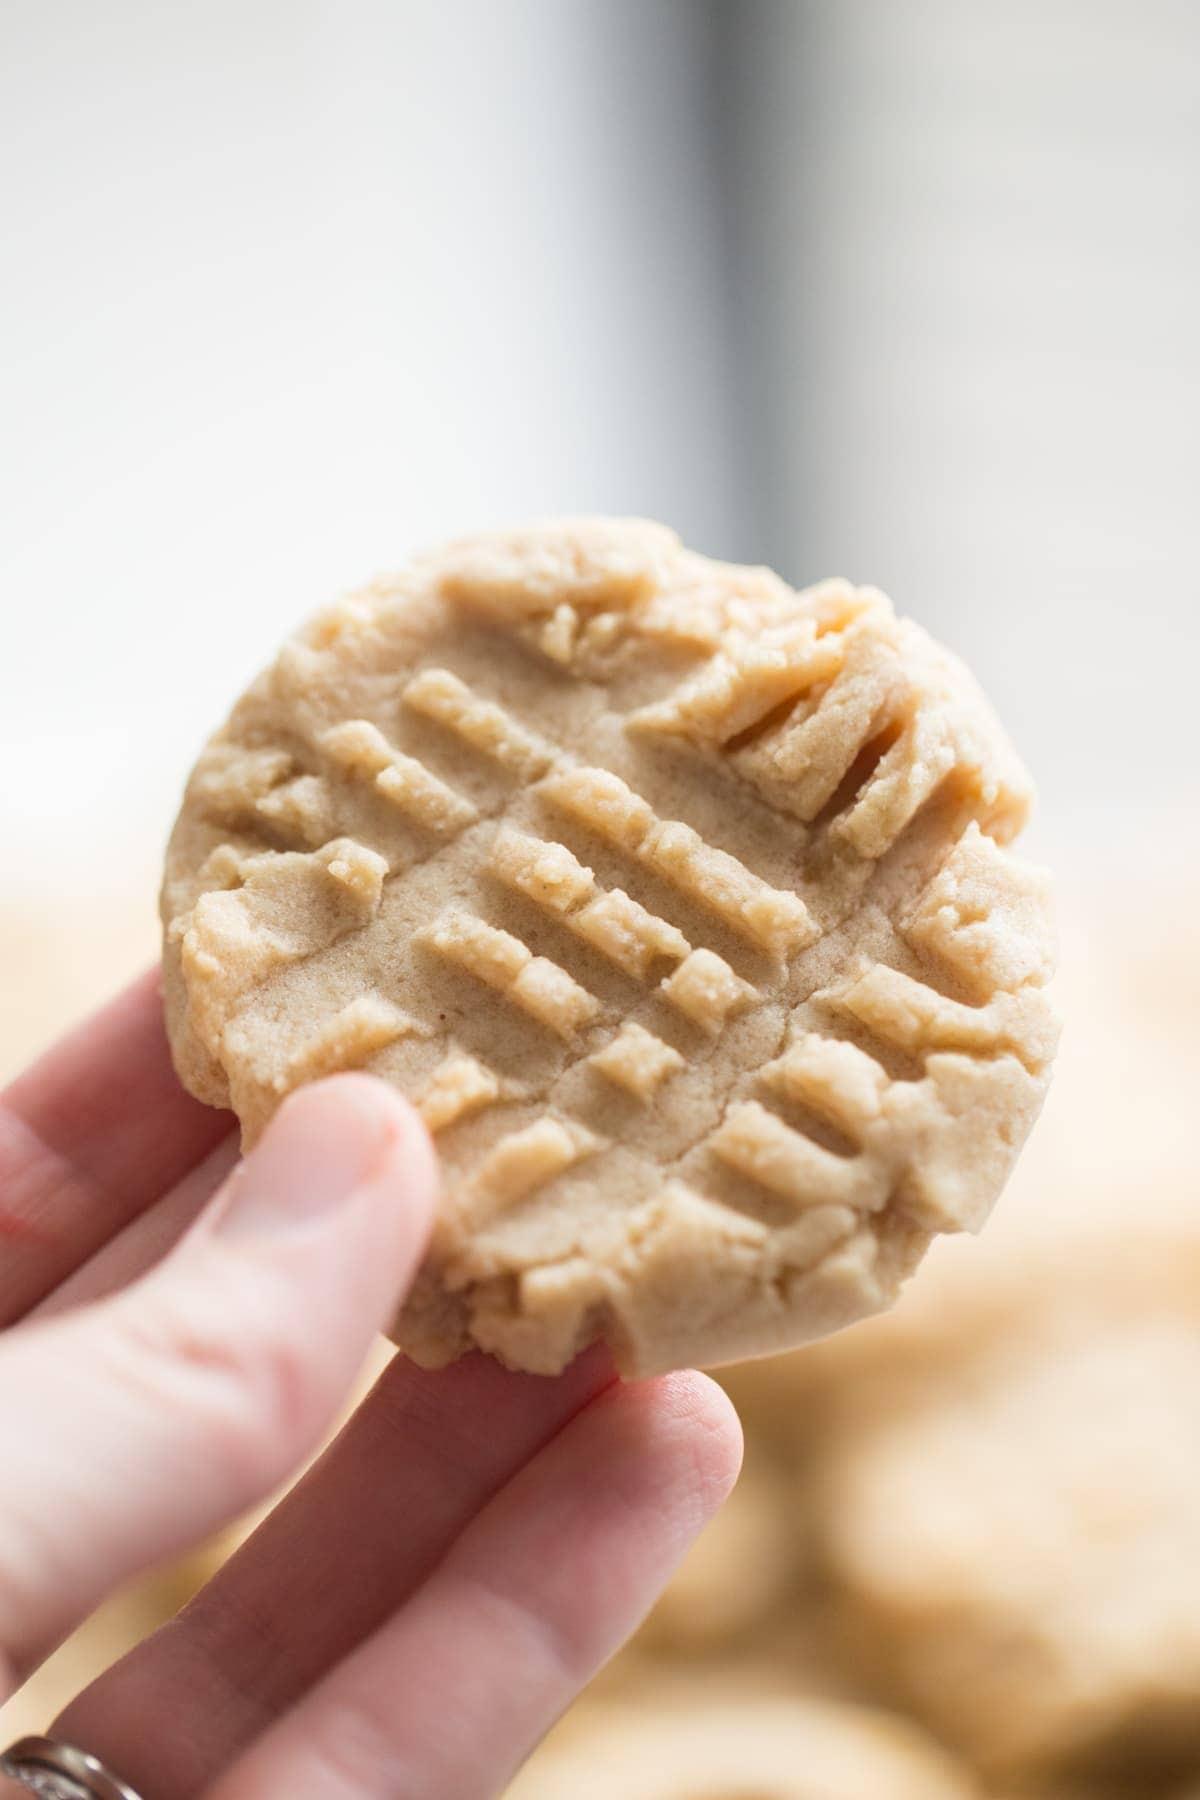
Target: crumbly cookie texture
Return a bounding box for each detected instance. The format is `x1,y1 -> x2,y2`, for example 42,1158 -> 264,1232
814,1238 -> 1200,1781
161,518 -> 1057,1377
505,1693 -> 979,1800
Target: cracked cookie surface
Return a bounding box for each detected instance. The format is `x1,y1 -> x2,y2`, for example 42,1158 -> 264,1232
161,518 -> 1057,1376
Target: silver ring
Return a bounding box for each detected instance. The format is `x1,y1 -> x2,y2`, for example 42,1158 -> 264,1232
0,1737 -> 143,1800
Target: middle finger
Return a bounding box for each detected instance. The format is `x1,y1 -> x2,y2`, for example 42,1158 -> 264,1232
55,1342 -> 615,1800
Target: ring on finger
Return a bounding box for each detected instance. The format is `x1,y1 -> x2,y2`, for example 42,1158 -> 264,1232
0,1736 -> 143,1800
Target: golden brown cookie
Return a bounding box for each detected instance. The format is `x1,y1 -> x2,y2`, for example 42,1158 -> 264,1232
161,519 -> 1056,1375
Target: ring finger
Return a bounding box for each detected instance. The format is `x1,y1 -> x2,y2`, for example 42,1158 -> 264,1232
210,1374 -> 741,1800
54,1345 -> 617,1798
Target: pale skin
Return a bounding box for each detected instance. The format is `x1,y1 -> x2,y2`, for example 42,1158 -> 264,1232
0,971 -> 742,1798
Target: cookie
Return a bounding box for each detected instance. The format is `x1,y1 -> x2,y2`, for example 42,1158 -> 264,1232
506,1692 -> 980,1800
161,518 -> 1057,1376
814,1234 -> 1200,1781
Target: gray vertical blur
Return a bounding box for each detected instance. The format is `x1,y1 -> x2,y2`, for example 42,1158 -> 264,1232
2,0 -> 1196,879
0,0 -> 751,887
716,0 -> 1200,847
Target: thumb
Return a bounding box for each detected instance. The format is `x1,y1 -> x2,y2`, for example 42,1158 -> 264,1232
0,1075 -> 436,1686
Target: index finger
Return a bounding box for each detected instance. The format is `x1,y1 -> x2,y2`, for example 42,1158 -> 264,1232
0,968 -> 229,1324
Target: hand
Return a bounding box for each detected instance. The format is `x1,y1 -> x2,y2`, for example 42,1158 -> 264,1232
0,972 -> 741,1798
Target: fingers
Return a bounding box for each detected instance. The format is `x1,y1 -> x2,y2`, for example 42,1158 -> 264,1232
210,1374 -> 742,1800
0,1076 -> 436,1684
31,1137 -> 239,1320
55,1347 -> 616,1799
0,969 -> 230,1324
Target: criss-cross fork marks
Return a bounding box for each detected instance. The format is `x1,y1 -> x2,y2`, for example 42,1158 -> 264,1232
403,667 -> 556,778
320,718 -> 479,834
587,1022 -> 685,1101
463,1118 -> 602,1225
828,962 -> 1055,1077
698,829 -> 1057,1224
417,1053 -> 507,1133
418,911 -> 601,1039
166,523 -> 1055,1385
540,766 -> 816,958
317,671 -> 558,848
629,611 -> 854,749
820,823 -> 1059,1081
709,1035 -> 893,1215
629,598 -> 1007,860
488,828 -> 757,1037
318,720 -> 832,1221
417,893 -> 750,1111
489,828 -> 687,976
416,1060 -> 605,1232
258,996 -> 418,1102
204,670 -> 807,1156
230,769 -> 1038,1250
226,675 -> 1040,1245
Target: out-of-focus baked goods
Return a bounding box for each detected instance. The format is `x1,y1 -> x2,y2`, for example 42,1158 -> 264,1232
813,1234 -> 1200,1783
506,1690 -> 980,1799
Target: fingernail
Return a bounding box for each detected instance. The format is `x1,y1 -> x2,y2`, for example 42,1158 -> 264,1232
218,1077 -> 397,1240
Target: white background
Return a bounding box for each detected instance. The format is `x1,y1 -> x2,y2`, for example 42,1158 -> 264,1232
2,0 -> 1197,916
1,0 -> 741,904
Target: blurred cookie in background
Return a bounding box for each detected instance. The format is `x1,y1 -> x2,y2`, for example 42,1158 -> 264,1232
507,1688 -> 980,1800
811,1232 -> 1200,1788
974,865 -> 1200,1247
0,894 -> 156,1082
990,1790 -> 1126,1800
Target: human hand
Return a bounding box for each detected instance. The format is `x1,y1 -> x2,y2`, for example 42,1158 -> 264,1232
0,972 -> 741,1798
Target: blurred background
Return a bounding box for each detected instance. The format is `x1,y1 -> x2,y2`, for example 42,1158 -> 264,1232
2,3 -> 1199,1795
